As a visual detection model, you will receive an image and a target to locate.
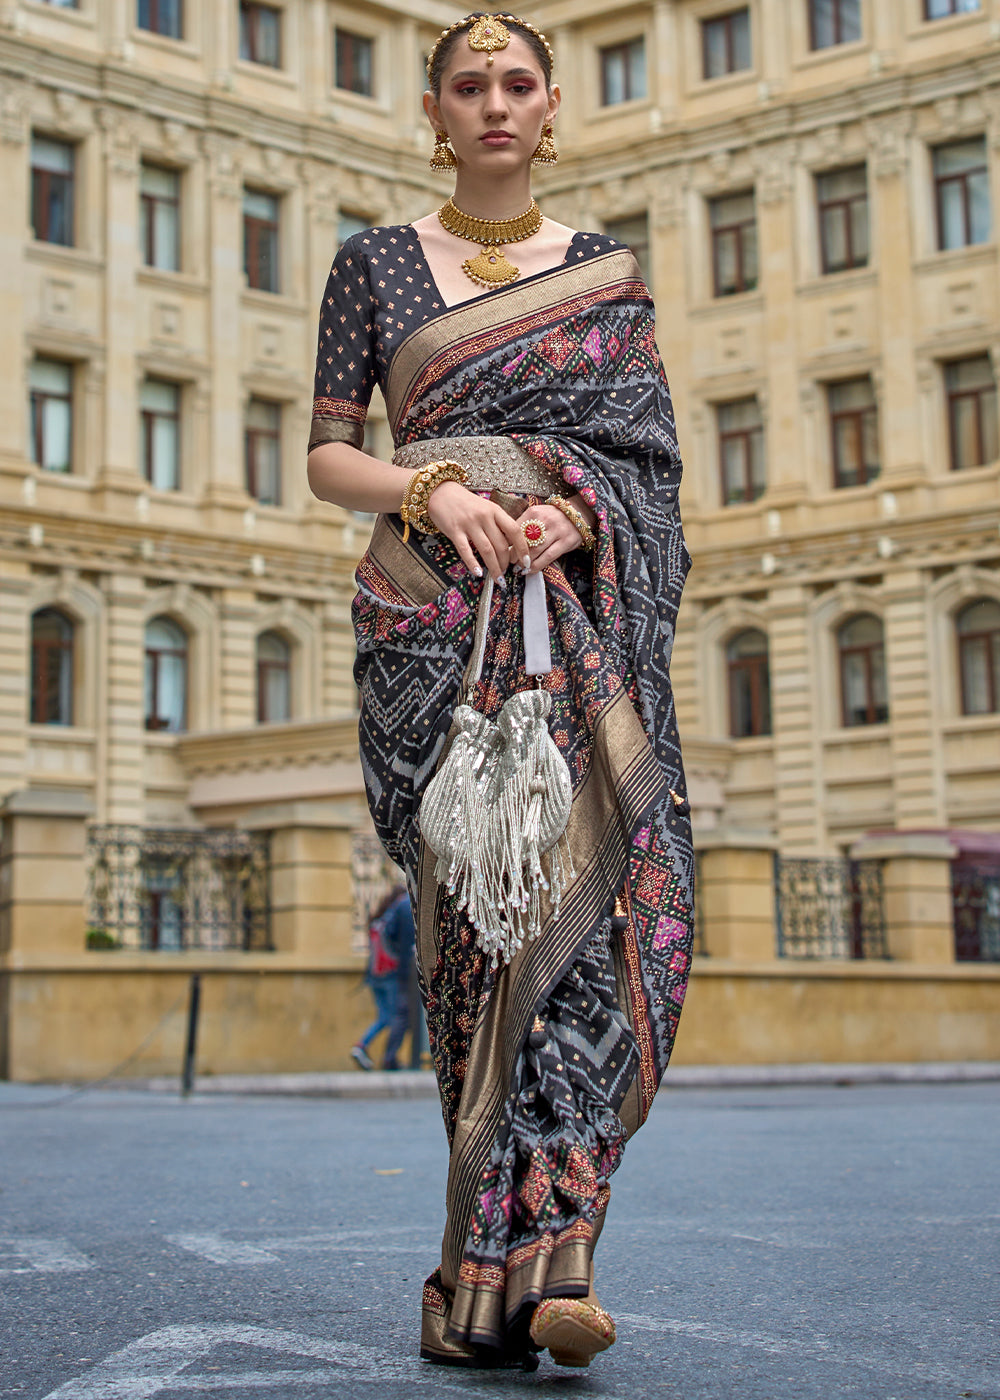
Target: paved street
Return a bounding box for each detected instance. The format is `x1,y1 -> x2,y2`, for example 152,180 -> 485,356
1,1080 -> 997,1400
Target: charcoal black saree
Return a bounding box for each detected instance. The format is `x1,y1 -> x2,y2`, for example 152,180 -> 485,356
310,227 -> 694,1361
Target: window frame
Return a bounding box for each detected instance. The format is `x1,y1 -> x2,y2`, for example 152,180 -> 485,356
245,396 -> 282,506
243,188 -> 280,293
599,36 -> 646,106
29,358 -> 74,473
717,397 -> 766,506
933,139 -> 990,252
139,162 -> 181,271
808,0 -> 862,50
727,629 -> 772,738
709,190 -> 758,297
256,631 -> 292,723
957,600 -> 1000,715
945,355 -> 998,471
136,0 -> 182,40
140,378 -> 181,491
838,614 -> 889,728
30,608 -> 74,727
924,0 -> 981,19
828,377 -> 879,489
816,164 -> 869,275
334,27 -> 374,97
31,135 -> 75,247
239,1 -> 282,67
144,618 -> 188,733
701,8 -> 752,80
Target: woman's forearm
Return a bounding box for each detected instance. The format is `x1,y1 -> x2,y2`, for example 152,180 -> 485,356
306,442 -> 412,514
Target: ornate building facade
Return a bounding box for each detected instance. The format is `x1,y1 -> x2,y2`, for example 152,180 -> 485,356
1,0 -> 998,1078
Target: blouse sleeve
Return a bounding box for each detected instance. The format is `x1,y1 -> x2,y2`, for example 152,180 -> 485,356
309,235 -> 377,453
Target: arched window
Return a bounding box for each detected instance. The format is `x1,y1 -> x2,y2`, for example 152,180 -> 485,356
144,616 -> 187,732
838,613 -> 888,727
256,630 -> 291,723
30,608 -> 74,725
727,629 -> 771,737
957,597 -> 1000,715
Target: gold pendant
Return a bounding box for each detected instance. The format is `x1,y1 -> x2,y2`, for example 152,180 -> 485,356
462,246 -> 520,288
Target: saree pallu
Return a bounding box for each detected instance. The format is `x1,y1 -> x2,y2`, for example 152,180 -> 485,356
349,248 -> 694,1356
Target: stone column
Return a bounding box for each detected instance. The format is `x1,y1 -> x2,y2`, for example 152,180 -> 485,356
203,134 -> 248,515
265,811 -> 356,959
0,563 -> 31,804
756,142 -> 803,500
697,837 -> 778,960
884,568 -> 945,827
769,583 -> 824,853
851,832 -> 957,963
0,81 -> 29,473
0,788 -> 94,958
219,588 -> 257,729
102,571 -> 147,824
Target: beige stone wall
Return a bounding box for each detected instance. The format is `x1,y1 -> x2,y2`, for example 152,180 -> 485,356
533,0 -> 1000,853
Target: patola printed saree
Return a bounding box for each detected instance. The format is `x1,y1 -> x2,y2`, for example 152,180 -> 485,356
310,227 -> 694,1360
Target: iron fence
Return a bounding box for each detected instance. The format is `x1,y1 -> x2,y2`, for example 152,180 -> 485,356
86,825 -> 271,951
774,855 -> 888,959
953,859 -> 1000,961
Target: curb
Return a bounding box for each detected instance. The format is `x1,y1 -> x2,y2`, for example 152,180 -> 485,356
107,1060 -> 1000,1099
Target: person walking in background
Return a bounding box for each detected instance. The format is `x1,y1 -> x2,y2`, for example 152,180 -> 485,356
350,885 -> 406,1071
381,889 -> 416,1071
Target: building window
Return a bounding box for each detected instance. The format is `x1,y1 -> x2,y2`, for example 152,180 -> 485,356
30,609 -> 74,726
39,1 -> 79,9
245,397 -> 281,505
829,377 -> 879,488
702,9 -> 751,79
838,614 -> 888,727
243,189 -> 279,293
257,631 -> 291,722
144,616 -> 187,732
817,165 -> 869,273
31,135 -> 75,246
140,379 -> 181,491
137,0 -> 182,38
710,190 -> 757,296
338,212 -> 370,246
600,37 -> 646,106
718,398 -> 765,505
29,358 -> 73,473
239,2 -> 281,66
605,213 -> 651,287
925,0 -> 980,17
957,598 -> 1000,715
934,139 -> 990,250
335,28 -> 374,96
809,0 -> 861,49
727,629 -> 771,737
946,355 -> 998,470
140,164 -> 180,271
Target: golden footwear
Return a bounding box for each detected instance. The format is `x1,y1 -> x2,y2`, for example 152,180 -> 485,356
529,1296 -> 616,1368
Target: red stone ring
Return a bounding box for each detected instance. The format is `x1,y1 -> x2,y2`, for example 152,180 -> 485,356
520,518 -> 547,550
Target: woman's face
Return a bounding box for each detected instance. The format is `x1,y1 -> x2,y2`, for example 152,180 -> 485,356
426,32 -> 559,173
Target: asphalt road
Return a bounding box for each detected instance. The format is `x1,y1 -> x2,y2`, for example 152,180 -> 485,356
0,1080 -> 997,1400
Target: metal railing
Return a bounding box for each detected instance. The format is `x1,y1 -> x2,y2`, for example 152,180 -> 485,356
86,825 -> 271,952
953,858 -> 1000,962
774,855 -> 888,959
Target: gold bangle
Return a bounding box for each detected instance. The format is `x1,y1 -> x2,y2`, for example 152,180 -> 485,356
546,495 -> 595,550
400,459 -> 468,541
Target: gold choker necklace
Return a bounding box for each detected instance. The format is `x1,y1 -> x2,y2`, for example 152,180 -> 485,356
437,197 -> 543,288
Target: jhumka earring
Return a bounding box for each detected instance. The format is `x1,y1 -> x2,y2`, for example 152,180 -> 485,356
531,124 -> 559,166
430,130 -> 458,170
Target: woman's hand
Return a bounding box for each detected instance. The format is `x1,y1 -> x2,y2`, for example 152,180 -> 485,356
425,481 -> 529,582
516,495 -> 596,575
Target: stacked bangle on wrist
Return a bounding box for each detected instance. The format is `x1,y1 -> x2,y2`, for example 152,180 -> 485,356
400,459 -> 468,541
546,495 -> 596,551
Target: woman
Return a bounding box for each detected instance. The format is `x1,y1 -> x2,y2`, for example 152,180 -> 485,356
307,12 -> 694,1371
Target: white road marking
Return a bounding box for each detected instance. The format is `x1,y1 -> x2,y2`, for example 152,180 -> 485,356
40,1325 -> 594,1399
0,1237 -> 92,1274
167,1225 -> 437,1266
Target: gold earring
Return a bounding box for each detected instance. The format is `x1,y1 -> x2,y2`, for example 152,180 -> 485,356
531,124 -> 559,166
430,131 -> 458,170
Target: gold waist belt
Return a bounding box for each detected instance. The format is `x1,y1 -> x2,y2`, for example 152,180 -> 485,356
393,436 -> 570,497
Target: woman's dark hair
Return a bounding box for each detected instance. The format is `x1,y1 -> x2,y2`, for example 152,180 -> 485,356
428,12 -> 553,98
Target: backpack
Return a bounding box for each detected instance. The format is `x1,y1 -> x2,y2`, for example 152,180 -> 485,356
368,914 -> 399,978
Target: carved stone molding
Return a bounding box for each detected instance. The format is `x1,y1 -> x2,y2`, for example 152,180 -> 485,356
203,132 -> 242,200
866,112 -> 911,180
0,79 -> 28,146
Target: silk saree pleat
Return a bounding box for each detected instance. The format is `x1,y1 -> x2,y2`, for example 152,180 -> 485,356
352,249 -> 694,1354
